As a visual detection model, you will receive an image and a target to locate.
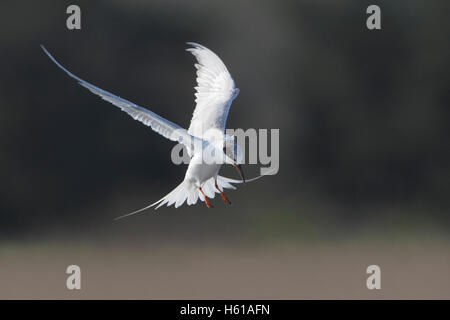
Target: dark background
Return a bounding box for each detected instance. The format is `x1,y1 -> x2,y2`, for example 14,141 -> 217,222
0,0 -> 449,299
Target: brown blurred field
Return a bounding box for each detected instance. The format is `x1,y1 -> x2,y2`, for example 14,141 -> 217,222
1,240 -> 449,299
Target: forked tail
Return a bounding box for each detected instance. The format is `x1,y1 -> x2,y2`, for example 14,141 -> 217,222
114,180 -> 196,220
114,171 -> 273,220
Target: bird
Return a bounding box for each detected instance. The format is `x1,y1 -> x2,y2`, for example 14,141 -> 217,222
41,42 -> 263,219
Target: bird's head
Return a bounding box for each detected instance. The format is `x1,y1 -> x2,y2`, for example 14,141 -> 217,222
223,135 -> 245,183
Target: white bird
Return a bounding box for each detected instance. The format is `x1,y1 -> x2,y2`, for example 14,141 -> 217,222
41,43 -> 257,218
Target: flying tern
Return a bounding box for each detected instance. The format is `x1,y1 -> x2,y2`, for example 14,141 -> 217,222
41,43 -> 263,218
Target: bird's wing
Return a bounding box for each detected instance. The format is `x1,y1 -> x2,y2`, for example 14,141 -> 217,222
41,45 -> 198,150
186,43 -> 239,138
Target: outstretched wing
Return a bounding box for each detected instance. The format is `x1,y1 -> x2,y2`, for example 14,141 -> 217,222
41,45 -> 197,149
186,43 -> 239,138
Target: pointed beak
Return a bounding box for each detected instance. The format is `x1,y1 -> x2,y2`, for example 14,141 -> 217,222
233,163 -> 246,183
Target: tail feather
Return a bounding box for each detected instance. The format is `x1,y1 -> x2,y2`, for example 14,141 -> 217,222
154,180 -> 197,209
113,196 -> 165,220
114,171 -> 273,220
187,188 -> 199,205
114,180 -> 196,220
203,179 -> 216,198
199,175 -> 240,196
216,175 -> 238,190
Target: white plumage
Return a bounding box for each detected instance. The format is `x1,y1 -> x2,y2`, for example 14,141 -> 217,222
41,43 -> 253,218
186,43 -> 239,138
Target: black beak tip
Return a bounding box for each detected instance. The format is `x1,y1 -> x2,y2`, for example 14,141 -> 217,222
233,163 -> 245,183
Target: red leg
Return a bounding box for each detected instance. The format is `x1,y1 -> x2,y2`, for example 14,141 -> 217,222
198,187 -> 213,208
215,180 -> 231,205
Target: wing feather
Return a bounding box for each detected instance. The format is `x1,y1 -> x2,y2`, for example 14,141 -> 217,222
186,43 -> 239,138
41,45 -> 197,149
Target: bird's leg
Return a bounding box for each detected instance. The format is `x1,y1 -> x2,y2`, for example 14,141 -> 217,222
198,186 -> 213,208
215,180 -> 231,205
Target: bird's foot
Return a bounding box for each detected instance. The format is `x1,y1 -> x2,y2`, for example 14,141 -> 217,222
215,181 -> 232,205
204,197 -> 213,208
198,186 -> 213,208
219,192 -> 231,205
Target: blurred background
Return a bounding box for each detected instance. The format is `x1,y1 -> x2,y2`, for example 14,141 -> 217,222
0,0 -> 449,299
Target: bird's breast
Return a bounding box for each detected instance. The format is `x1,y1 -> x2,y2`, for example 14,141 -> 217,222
185,156 -> 222,186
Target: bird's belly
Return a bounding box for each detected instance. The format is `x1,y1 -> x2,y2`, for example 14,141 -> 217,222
185,161 -> 221,186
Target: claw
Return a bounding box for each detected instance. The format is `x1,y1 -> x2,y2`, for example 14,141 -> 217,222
215,181 -> 232,205
198,187 -> 213,208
